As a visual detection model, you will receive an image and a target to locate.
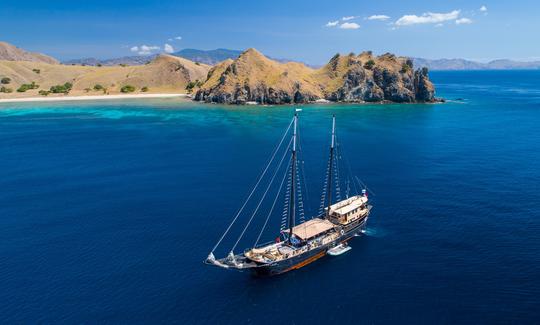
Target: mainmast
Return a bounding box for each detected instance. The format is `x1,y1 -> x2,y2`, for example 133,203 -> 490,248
288,113 -> 298,243
326,115 -> 336,217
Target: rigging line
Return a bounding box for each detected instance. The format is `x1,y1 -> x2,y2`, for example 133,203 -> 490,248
231,137 -> 293,252
210,117 -> 294,254
355,176 -> 376,196
255,155 -> 291,245
336,134 -> 359,195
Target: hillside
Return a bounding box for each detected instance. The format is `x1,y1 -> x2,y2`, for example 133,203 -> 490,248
195,49 -> 323,104
0,54 -> 210,98
0,42 -> 58,64
195,49 -> 437,104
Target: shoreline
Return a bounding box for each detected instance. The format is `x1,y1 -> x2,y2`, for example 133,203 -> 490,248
0,93 -> 189,104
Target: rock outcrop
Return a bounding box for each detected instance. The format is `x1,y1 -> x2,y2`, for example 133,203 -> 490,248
195,49 -> 440,104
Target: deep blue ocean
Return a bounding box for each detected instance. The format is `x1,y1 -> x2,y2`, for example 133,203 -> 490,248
1,71 -> 539,324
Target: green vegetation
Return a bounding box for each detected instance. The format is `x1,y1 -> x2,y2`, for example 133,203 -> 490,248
97,63 -> 102,67
186,79 -> 203,92
49,82 -> 73,94
0,86 -> 13,93
32,68 -> 41,74
195,62 -> 201,66
1,77 -> 12,84
119,64 -> 127,67
38,90 -> 50,96
93,84 -> 104,91
17,81 -> 39,92
120,85 -> 136,93
141,86 -> 149,92
363,59 -> 376,70
400,63 -> 411,73
84,88 -> 92,93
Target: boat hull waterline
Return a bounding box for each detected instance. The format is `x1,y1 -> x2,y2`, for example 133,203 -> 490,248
208,211 -> 370,276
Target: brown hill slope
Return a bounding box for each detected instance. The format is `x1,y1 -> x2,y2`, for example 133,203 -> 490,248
195,49 -> 437,104
0,54 -> 210,97
0,42 -> 59,64
195,48 -> 322,104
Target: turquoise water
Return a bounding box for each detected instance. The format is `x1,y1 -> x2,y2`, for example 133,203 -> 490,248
1,71 -> 539,323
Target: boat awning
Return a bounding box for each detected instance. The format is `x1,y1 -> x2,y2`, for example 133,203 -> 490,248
328,195 -> 367,216
289,218 -> 336,241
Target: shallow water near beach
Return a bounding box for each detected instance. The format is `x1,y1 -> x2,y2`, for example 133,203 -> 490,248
1,71 -> 540,323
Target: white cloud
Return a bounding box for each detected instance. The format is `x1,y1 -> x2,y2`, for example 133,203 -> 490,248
342,16 -> 356,21
131,44 -> 160,55
174,36 -> 182,40
435,23 -> 444,27
480,5 -> 488,12
367,14 -> 390,21
395,10 -> 461,26
326,20 -> 339,27
168,36 -> 182,41
164,43 -> 174,53
339,22 -> 360,29
455,17 -> 473,25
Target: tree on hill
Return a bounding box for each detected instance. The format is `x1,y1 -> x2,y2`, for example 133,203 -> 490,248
364,59 -> 376,70
120,85 -> 136,93
49,82 -> 73,94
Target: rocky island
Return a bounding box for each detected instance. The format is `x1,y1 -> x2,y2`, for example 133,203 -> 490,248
195,49 -> 439,104
0,41 -> 440,104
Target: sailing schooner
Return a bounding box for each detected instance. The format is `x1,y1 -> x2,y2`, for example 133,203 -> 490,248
205,113 -> 372,276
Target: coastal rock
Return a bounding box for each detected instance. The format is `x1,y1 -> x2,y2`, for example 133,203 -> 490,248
194,49 -> 440,105
414,67 -> 436,102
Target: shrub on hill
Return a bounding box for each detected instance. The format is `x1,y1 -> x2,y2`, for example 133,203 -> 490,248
1,77 -> 11,84
32,69 -> 41,74
93,84 -> 104,91
141,86 -> 149,92
50,82 -> 73,94
186,79 -> 203,92
17,82 -> 39,92
0,86 -> 13,93
39,90 -> 50,96
400,63 -> 411,73
120,85 -> 135,93
364,59 -> 376,70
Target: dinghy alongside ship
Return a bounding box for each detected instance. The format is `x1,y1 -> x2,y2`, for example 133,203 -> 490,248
205,113 -> 372,276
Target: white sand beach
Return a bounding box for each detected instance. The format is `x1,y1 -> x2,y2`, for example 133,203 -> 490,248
0,93 -> 189,104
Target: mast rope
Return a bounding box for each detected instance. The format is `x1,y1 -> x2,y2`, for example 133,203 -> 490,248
209,118 -> 294,254
231,137 -> 293,252
255,155 -> 291,245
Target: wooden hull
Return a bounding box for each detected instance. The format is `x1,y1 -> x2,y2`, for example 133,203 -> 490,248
249,215 -> 368,276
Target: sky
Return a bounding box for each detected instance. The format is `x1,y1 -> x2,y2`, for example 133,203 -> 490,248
1,0 -> 539,64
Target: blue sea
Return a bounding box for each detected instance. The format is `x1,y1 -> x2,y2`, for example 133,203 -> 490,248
1,71 -> 539,324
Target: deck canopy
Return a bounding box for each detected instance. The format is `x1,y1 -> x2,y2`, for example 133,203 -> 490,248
289,218 -> 336,241
327,195 -> 367,216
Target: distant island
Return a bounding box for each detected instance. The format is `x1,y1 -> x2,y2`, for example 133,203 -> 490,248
0,41 -> 438,104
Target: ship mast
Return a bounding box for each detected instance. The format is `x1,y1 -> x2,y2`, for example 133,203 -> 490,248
288,113 -> 298,243
326,115 -> 336,217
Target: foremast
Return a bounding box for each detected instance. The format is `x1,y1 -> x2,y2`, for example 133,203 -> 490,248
326,115 -> 336,217
288,113 -> 298,243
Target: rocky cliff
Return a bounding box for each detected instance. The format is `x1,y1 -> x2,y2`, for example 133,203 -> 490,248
195,49 -> 439,104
